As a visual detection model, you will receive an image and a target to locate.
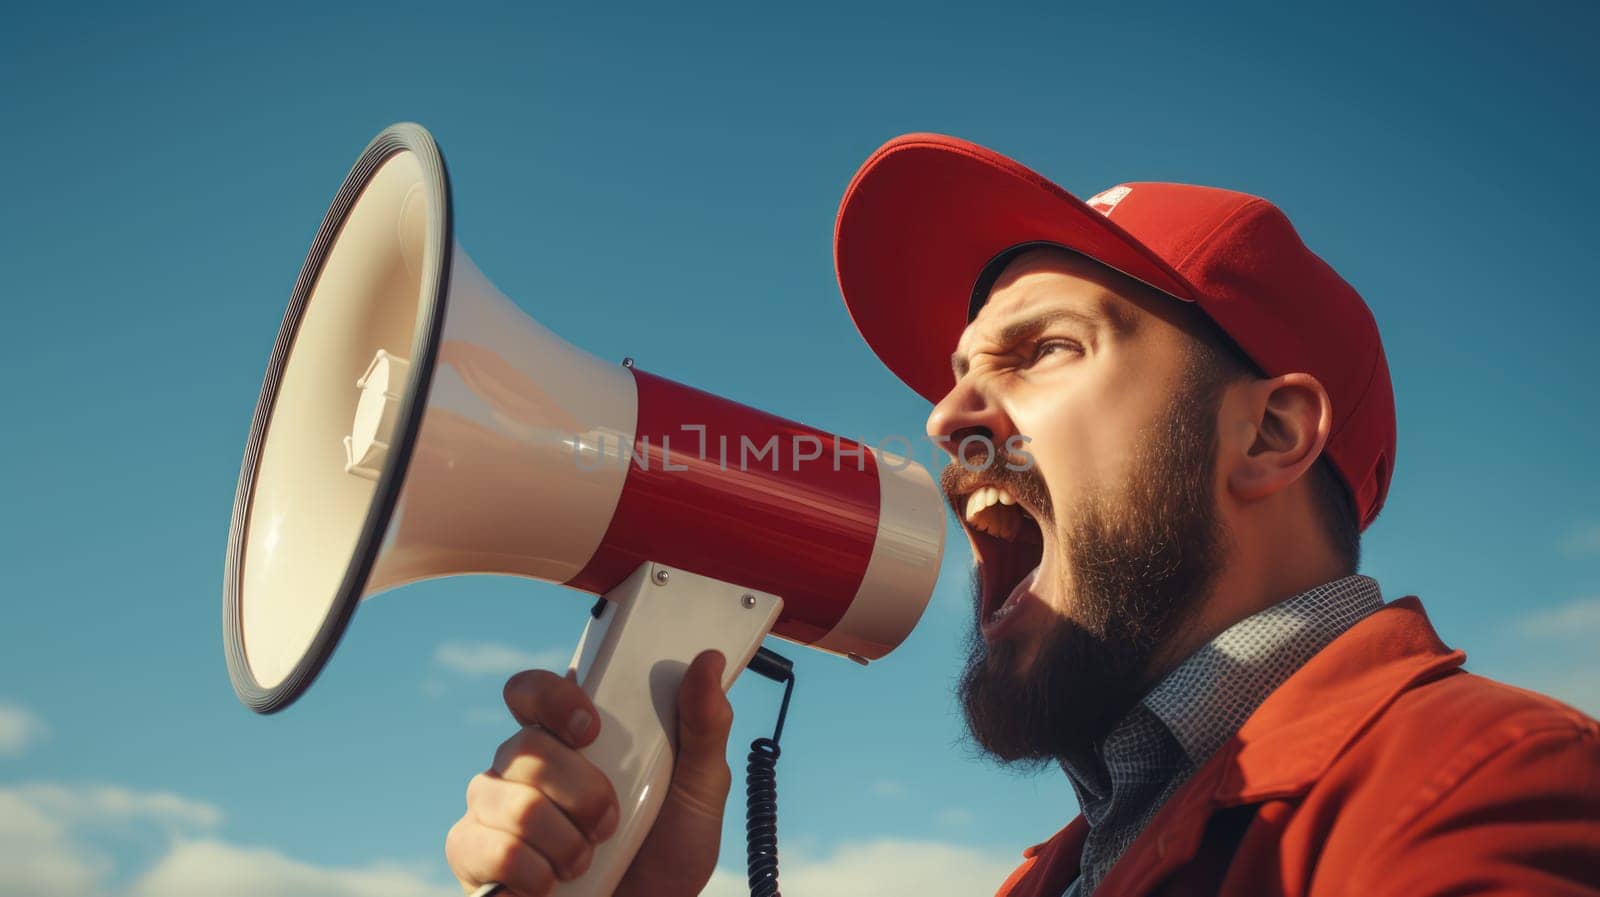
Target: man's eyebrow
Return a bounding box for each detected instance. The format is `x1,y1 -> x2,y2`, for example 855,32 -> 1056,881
951,306 -> 1125,377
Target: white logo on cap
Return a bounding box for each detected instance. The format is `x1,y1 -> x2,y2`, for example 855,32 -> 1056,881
1086,185 -> 1132,217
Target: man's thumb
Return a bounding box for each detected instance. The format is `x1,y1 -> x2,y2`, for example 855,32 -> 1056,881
675,650 -> 733,776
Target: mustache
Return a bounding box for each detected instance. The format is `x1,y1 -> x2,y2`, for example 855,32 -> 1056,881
938,452 -> 1053,523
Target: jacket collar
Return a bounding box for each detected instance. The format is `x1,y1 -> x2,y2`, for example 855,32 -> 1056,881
1012,596 -> 1466,897
1211,595 -> 1464,804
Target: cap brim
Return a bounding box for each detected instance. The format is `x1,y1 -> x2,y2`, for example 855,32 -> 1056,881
834,133 -> 1195,404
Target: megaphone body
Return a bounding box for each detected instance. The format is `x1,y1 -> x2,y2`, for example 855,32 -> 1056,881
224,124 -> 946,896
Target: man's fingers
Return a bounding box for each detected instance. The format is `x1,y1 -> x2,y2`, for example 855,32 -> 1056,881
486,731 -> 618,842
465,774 -> 595,882
446,817 -> 557,897
502,669 -> 599,747
490,653 -> 728,850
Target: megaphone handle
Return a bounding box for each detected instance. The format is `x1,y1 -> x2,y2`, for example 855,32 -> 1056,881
476,562 -> 783,897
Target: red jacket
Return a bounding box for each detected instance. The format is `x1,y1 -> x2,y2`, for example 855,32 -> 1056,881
995,597 -> 1600,897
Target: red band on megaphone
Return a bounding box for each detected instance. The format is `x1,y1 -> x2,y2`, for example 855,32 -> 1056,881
566,369 -> 880,644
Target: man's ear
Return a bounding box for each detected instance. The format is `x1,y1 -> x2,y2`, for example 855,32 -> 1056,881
1225,372 -> 1333,503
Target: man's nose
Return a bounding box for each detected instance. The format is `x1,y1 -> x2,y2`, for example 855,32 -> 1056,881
926,377 -> 1016,464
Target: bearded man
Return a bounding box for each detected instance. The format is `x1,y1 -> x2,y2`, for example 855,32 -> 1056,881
447,135 -> 1600,897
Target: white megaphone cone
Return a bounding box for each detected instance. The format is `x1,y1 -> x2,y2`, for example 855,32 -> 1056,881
223,123 -> 946,897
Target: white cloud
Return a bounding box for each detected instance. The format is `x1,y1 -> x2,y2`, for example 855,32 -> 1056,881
0,783 -> 448,897
0,790 -> 111,897
869,779 -> 907,798
700,837 -> 1021,897
125,839 -> 445,897
1560,522 -> 1600,557
1528,669 -> 1600,719
1494,662 -> 1600,720
0,702 -> 46,756
936,808 -> 974,827
1502,597 -> 1600,717
1515,597 -> 1600,640
435,641 -> 569,677
12,782 -> 222,830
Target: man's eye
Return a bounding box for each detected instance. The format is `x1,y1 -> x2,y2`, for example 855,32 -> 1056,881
1031,339 -> 1080,363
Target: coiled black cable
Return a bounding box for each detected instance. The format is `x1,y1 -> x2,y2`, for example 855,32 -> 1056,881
743,647 -> 795,897
745,738 -> 782,896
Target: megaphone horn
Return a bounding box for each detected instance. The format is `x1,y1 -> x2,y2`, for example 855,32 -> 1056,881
223,123 -> 946,897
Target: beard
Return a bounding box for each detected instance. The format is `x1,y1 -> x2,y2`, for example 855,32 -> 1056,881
954,376 -> 1230,772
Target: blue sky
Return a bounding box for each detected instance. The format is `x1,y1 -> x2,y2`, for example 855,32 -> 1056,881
2,2 -> 1597,894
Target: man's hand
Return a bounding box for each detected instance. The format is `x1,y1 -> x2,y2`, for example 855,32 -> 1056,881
446,649 -> 736,897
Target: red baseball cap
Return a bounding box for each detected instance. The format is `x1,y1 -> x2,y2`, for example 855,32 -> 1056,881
833,133 -> 1396,530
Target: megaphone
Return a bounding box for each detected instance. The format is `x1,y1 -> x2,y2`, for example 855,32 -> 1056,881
223,123 -> 947,897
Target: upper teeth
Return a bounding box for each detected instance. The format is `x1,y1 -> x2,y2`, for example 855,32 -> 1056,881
964,486 -> 1027,540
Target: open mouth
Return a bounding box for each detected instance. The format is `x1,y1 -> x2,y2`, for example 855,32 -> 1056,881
956,485 -> 1046,631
